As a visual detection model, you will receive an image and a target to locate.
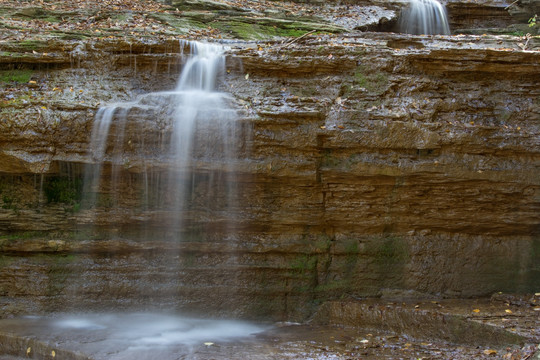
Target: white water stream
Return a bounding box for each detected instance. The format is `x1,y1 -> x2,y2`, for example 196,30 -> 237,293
398,0 -> 451,35
84,41 -> 238,228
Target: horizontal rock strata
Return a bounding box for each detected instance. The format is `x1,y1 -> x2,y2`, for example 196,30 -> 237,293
0,31 -> 539,320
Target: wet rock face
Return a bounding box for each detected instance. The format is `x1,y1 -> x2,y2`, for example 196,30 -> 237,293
0,31 -> 539,320
507,0 -> 540,22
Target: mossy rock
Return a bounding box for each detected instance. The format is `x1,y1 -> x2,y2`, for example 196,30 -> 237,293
214,17 -> 345,40
0,69 -> 33,83
165,0 -> 237,11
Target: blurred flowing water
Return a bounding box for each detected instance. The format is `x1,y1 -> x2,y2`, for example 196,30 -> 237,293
0,313 -> 267,360
83,40 -> 239,232
398,0 -> 451,35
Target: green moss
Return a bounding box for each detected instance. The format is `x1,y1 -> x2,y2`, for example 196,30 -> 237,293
0,255 -> 14,269
0,231 -> 48,241
0,69 -> 33,83
290,254 -> 317,275
0,181 -> 22,212
57,32 -> 90,40
353,65 -> 389,94
313,235 -> 331,253
43,176 -> 82,205
213,19 -> 320,40
42,15 -> 60,23
149,12 -> 207,33
371,236 -> 409,265
18,39 -> 48,51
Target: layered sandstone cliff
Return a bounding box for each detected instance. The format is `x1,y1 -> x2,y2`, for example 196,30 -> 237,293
0,0 -> 539,320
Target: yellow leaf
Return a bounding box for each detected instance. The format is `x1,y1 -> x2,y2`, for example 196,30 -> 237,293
28,80 -> 37,84
473,309 -> 480,313
245,74 -> 249,80
483,349 -> 497,355
41,106 -> 47,110
204,342 -> 214,346
26,347 -> 31,355
505,309 -> 512,314
51,350 -> 56,358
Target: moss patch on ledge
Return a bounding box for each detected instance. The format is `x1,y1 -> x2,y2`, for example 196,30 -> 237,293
213,17 -> 345,39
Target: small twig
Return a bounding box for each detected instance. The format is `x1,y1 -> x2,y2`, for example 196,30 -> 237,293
505,0 -> 519,10
283,30 -> 317,47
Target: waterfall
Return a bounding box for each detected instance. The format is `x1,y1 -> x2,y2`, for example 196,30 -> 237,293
398,0 -> 451,35
83,41 -> 238,237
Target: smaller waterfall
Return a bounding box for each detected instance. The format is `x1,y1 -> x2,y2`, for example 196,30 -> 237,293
398,0 -> 451,35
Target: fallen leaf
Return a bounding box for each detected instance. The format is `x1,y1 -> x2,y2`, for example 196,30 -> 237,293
337,125 -> 344,129
204,342 -> 214,346
245,74 -> 249,80
473,309 -> 480,313
28,80 -> 37,84
483,349 -> 497,355
505,309 -> 512,314
52,350 -> 56,358
26,347 -> 31,355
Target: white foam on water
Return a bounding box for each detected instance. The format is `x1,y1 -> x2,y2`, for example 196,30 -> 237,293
52,313 -> 266,347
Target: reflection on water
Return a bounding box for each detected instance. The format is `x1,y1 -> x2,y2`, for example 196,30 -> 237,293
8,313 -> 268,360
53,313 -> 265,347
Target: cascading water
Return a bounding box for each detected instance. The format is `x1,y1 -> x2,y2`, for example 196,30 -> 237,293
398,0 -> 451,35
84,41 -> 239,236
2,42 -> 265,359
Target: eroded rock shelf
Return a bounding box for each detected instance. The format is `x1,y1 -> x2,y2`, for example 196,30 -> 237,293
0,0 -> 538,327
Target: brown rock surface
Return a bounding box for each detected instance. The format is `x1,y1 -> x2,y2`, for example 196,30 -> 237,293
0,0 -> 539,322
